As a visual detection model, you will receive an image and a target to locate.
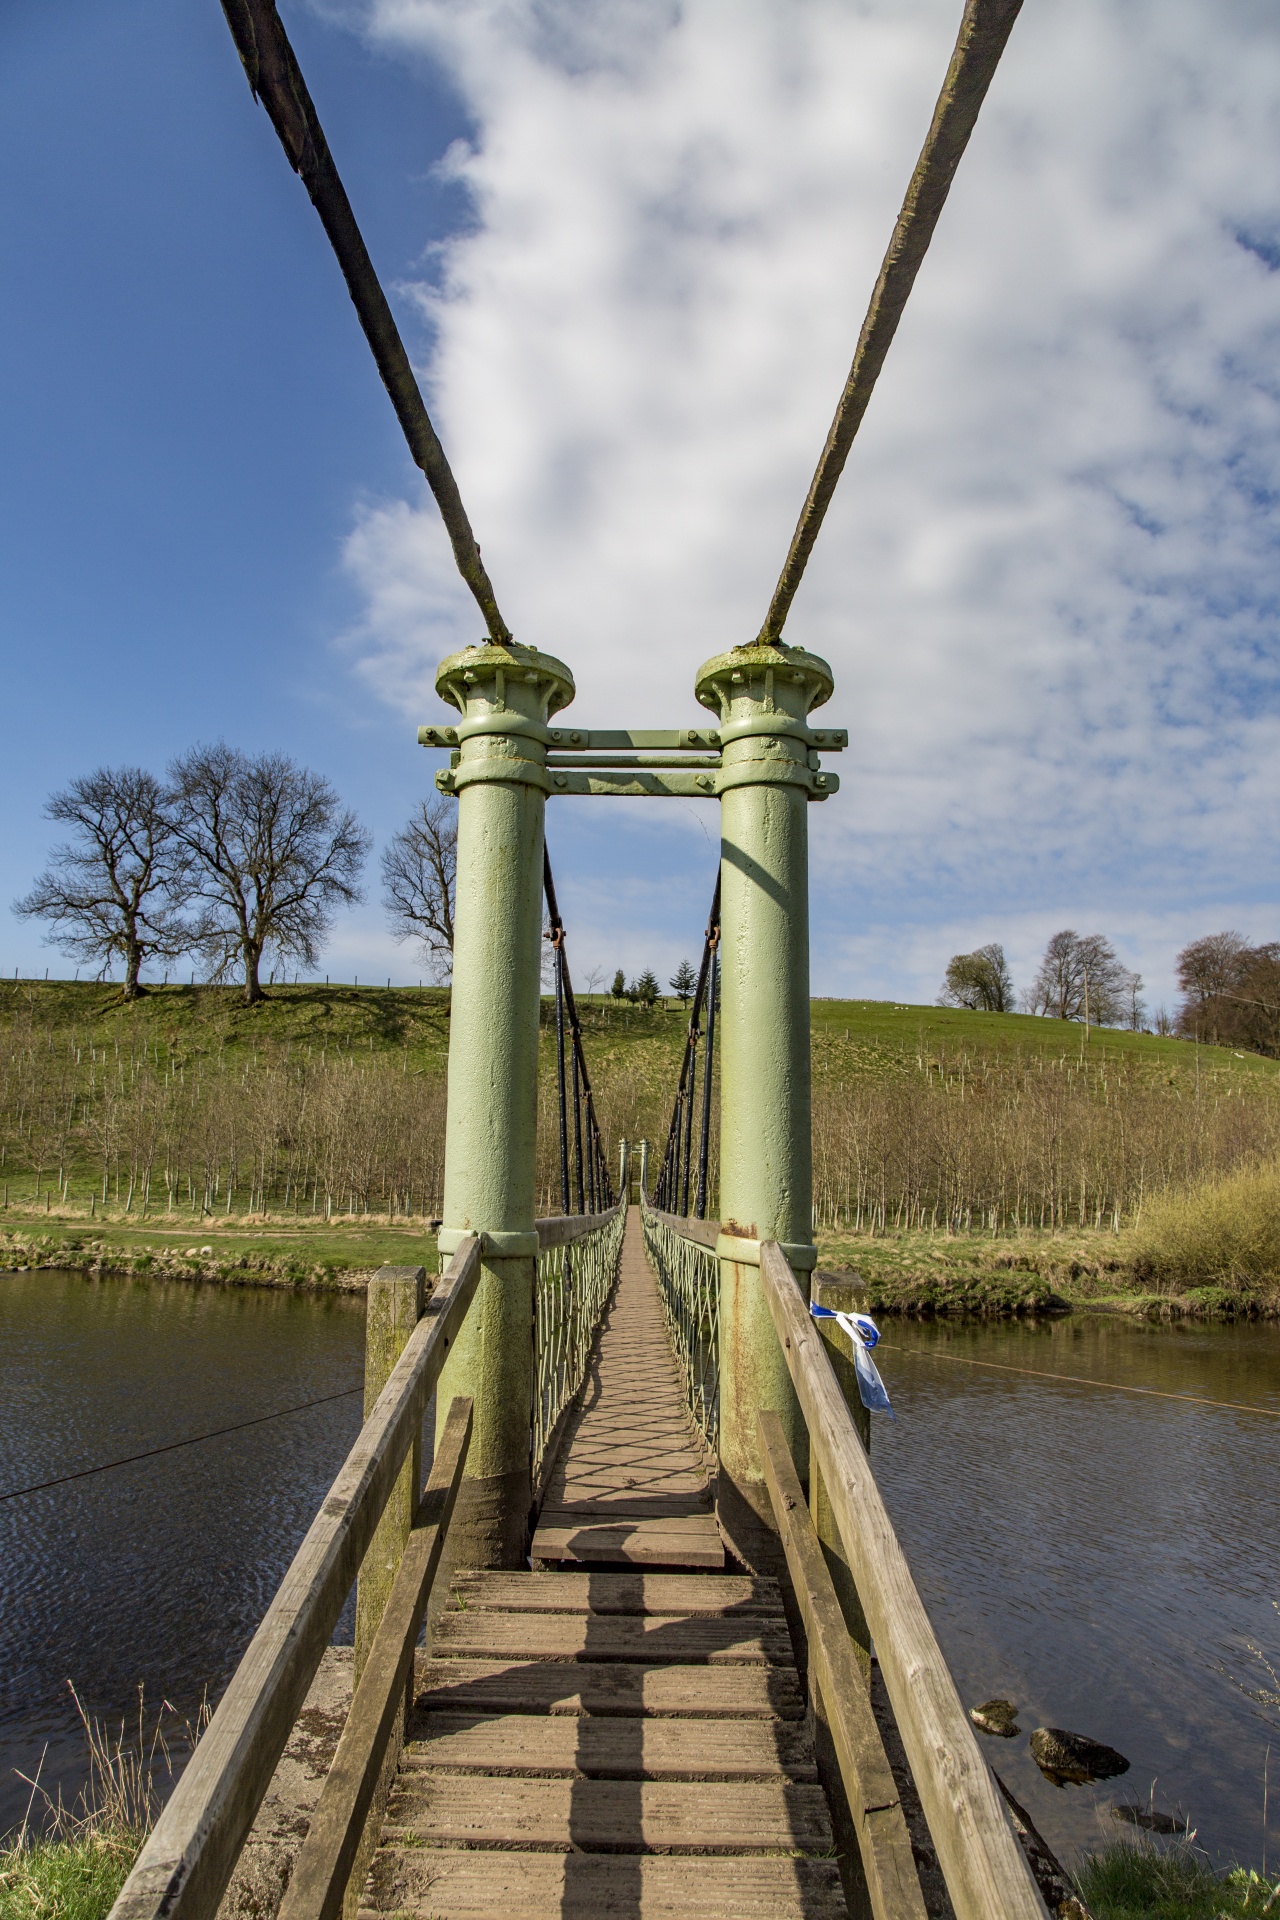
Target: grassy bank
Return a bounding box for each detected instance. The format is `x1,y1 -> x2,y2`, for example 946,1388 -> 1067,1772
1076,1838 -> 1278,1917
815,1222 -> 1280,1319
0,1209 -> 437,1290
0,1826 -> 138,1920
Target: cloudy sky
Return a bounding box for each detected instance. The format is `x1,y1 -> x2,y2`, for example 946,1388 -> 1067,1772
3,0 -> 1279,1012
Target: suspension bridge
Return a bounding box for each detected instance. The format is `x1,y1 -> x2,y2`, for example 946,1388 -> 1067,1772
106,2 -> 1064,1916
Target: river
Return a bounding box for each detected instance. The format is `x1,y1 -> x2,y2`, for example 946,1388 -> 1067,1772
2,1270 -> 1277,1875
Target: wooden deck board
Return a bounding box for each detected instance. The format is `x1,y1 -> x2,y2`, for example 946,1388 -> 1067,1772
406,1711 -> 818,1779
532,1211 -> 722,1570
415,1658 -> 808,1721
382,1775 -> 834,1853
361,1848 -> 848,1918
446,1572 -> 784,1616
361,1217 -> 846,1918
431,1611 -> 793,1666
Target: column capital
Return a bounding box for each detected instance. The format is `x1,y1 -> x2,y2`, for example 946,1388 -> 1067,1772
694,641 -> 834,727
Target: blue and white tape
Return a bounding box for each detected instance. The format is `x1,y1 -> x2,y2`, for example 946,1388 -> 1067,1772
810,1302 -> 895,1417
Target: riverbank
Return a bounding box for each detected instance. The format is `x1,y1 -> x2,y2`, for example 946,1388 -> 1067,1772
0,1210 -> 439,1291
815,1225 -> 1280,1319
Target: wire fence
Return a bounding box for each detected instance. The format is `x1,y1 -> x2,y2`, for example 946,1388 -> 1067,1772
640,1194 -> 720,1453
532,1205 -> 626,1483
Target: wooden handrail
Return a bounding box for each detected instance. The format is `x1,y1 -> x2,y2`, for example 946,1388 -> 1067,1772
278,1396 -> 473,1920
536,1202 -> 624,1249
758,1410 -> 928,1920
758,1241 -> 1048,1920
641,1197 -> 720,1249
109,1235 -> 483,1920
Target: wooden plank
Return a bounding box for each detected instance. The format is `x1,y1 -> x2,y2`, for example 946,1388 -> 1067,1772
530,1523 -> 724,1569
277,1397 -> 473,1920
415,1658 -> 807,1721
360,1846 -> 846,1918
406,1711 -> 817,1780
536,1205 -> 624,1250
382,1775 -> 834,1854
429,1612 -> 790,1666
759,1409 -> 927,1920
446,1572 -> 783,1616
108,1235 -> 483,1920
758,1239 -> 1048,1920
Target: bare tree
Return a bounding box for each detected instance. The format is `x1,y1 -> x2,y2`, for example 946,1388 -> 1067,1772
1027,930 -> 1128,1025
1176,932 -> 1250,1045
938,943 -> 1014,1012
14,768 -> 187,1000
168,744 -> 369,1005
381,798 -> 457,983
1121,969 -> 1146,1031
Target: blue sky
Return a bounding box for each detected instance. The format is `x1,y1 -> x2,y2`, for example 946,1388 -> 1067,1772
4,0 -> 1280,1014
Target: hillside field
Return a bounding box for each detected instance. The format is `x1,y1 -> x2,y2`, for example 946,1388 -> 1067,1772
1,979 -> 1276,1312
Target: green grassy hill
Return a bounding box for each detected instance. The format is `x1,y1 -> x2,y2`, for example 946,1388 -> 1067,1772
1,977 -> 1268,1081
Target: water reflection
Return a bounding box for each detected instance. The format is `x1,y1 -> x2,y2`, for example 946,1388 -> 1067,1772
872,1313 -> 1280,1871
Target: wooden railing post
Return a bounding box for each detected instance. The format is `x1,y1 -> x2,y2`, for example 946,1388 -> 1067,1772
354,1266 -> 425,1683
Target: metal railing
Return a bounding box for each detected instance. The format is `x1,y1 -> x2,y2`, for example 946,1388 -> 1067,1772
532,1205 -> 626,1484
640,1192 -> 720,1453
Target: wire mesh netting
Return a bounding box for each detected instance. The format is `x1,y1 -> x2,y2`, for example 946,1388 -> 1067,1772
640,1194 -> 720,1453
532,1205 -> 626,1481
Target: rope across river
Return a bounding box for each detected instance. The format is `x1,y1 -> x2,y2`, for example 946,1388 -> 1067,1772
881,1341 -> 1280,1419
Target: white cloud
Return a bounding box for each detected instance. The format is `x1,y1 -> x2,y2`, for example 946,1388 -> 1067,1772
335,0 -> 1280,997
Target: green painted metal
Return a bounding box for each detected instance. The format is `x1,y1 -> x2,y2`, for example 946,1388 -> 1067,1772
695,639 -> 836,1568
430,640 -> 574,1568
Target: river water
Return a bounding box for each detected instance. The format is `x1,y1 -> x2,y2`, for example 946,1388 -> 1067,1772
2,1272 -> 1277,1875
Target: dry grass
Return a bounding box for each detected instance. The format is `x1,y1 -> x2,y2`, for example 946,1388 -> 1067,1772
1131,1162 -> 1280,1295
0,1686 -> 208,1920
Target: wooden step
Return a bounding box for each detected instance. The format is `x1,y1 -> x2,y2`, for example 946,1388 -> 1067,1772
430,1611 -> 793,1666
447,1571 -> 783,1616
382,1774 -> 835,1854
416,1657 -> 807,1721
529,1519 -> 725,1568
407,1710 -> 817,1780
361,1846 -> 847,1918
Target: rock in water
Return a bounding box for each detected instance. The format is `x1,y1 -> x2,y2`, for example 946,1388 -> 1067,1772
1112,1802 -> 1190,1836
970,1698 -> 1021,1738
1030,1727 -> 1130,1787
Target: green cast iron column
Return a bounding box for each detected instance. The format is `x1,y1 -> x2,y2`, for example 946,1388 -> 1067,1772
695,640 -> 835,1568
428,640 -> 575,1567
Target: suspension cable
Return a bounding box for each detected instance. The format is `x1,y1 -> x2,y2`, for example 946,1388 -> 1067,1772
543,850 -> 614,1213
656,872 -> 721,1216
757,0 -> 1024,645
217,0 -> 512,646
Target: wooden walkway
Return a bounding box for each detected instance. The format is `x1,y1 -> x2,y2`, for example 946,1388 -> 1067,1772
531,1208 -> 723,1570
355,1212 -> 848,1918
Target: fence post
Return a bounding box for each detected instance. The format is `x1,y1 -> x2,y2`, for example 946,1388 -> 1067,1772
695,641 -> 835,1568
429,641 -> 575,1568
637,1137 -> 650,1197
618,1138 -> 630,1203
